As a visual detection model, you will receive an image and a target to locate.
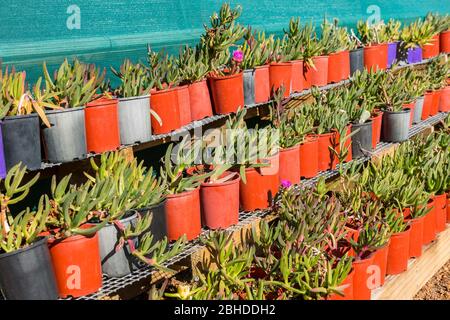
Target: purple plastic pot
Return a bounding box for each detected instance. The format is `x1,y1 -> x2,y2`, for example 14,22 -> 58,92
414,47 -> 423,63
387,42 -> 398,67
407,46 -> 423,64
0,122 -> 6,178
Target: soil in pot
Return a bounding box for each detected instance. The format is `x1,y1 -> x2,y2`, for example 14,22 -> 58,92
299,136 -> 319,179
118,95 -> 152,145
85,98 -> 120,153
48,230 -> 102,298
423,199 -> 437,245
386,226 -> 411,275
240,167 -> 278,212
254,65 -> 271,104
150,86 -> 181,134
413,97 -> 424,124
290,60 -> 304,93
422,34 -> 440,59
350,47 -> 364,75
243,69 -> 256,105
309,56 -> 329,87
441,30 -> 450,53
406,214 -> 425,258
370,111 -> 383,149
352,252 -> 375,300
279,144 -> 301,185
364,43 -> 388,72
177,85 -> 192,126
201,173 -> 240,229
317,131 -> 338,171
433,193 -> 447,233
136,200 -> 168,244
422,91 -> 433,120
327,269 -> 354,300
430,89 -> 442,116
381,109 -> 411,143
97,212 -> 139,278
269,62 -> 292,98
188,80 -> 213,121
1,114 -> 41,171
439,86 -> 450,112
165,188 -> 201,241
351,120 -> 373,159
0,237 -> 58,300
208,73 -> 245,114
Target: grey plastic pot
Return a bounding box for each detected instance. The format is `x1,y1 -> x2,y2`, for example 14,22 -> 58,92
136,199 -> 168,244
243,69 -> 256,106
0,237 -> 58,300
350,47 -> 364,75
118,95 -> 152,145
97,212 -> 140,278
1,114 -> 41,170
382,109 -> 411,142
42,107 -> 87,163
413,97 -> 424,124
351,120 -> 373,159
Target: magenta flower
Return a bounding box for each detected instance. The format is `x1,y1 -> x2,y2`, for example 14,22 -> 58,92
281,180 -> 292,188
232,50 -> 244,63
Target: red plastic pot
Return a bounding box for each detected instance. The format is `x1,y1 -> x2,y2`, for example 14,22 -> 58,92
279,145 -> 301,185
430,89 -> 442,116
177,85 -> 192,126
269,62 -> 292,98
208,72 -> 244,115
447,194 -> 450,223
422,91 -> 434,120
151,86 -> 181,134
328,52 -> 342,84
403,102 -> 415,127
290,60 -> 304,93
440,30 -> 450,53
309,56 -> 329,87
240,167 -> 278,212
373,241 -> 390,287
422,34 -> 440,59
165,188 -> 201,241
364,43 -> 388,72
302,64 -> 312,90
317,131 -> 338,172
433,193 -> 447,233
340,50 -> 350,81
200,173 -> 240,230
423,199 -> 437,245
48,231 -> 102,298
345,226 -> 360,258
386,226 -> 411,275
258,153 -> 280,176
254,65 -> 271,104
188,80 -> 213,121
370,111 -> 383,149
406,215 -> 425,258
299,136 -> 319,178
327,269 -> 354,300
352,252 -> 375,300
85,98 -> 120,153
440,86 -> 450,112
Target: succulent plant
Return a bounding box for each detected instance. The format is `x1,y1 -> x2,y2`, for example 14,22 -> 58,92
111,59 -> 154,98
400,19 -> 435,48
356,20 -> 388,45
240,28 -> 272,69
385,19 -> 402,43
177,45 -> 210,83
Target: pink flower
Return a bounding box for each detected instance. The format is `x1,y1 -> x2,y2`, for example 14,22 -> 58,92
281,180 -> 292,188
232,50 -> 244,63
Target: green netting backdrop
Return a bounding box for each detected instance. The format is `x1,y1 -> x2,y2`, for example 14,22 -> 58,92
0,0 -> 449,84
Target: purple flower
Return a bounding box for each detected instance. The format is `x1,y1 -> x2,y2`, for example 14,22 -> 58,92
232,50 -> 244,63
281,180 -> 292,188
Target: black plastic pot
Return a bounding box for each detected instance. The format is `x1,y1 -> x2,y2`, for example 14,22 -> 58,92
137,199 -> 168,244
382,109 -> 411,142
1,114 -> 41,170
0,237 -> 58,300
351,120 -> 373,159
350,47 -> 364,75
243,69 -> 256,106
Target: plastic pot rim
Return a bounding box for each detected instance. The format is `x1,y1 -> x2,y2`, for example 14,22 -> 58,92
44,106 -> 85,115
0,236 -> 47,259
118,94 -> 151,103
3,113 -> 38,121
201,173 -> 241,188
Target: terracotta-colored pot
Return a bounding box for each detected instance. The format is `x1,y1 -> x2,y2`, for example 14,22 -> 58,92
433,193 -> 447,233
258,153 -> 280,176
352,252 -> 375,300
439,86 -> 450,112
440,30 -> 450,53
364,43 -> 388,72
328,52 -> 342,84
370,111 -> 383,149
254,65 -> 271,104
373,241 -> 390,287
386,226 -> 411,275
299,136 -> 319,179
240,167 -> 278,212
279,145 -> 301,185
85,98 -> 120,153
48,231 -> 102,298
150,86 -> 181,134
430,89 -> 442,116
447,194 -> 450,223
177,85 -> 192,126
422,34 -> 440,59
327,269 -> 354,300
200,173 -> 240,230
340,50 -> 350,81
422,91 -> 434,120
188,80 -> 213,121
208,72 -> 244,115
403,102 -> 415,127
302,64 -> 312,90
309,56 -> 329,87
423,199 -> 437,245
269,62 -> 292,98
406,214 -> 425,258
165,188 -> 201,241
290,60 -> 304,93
317,131 -> 338,171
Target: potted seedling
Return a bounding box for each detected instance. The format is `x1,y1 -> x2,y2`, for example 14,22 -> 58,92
0,67 -> 60,171
268,37 -> 294,98
385,19 -> 402,67
436,14 -> 450,53
348,30 -> 365,74
356,20 -> 389,71
283,17 -> 305,93
421,13 -> 443,59
399,19 -> 434,64
301,22 -> 328,87
407,198 -> 431,259
321,18 -> 346,84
